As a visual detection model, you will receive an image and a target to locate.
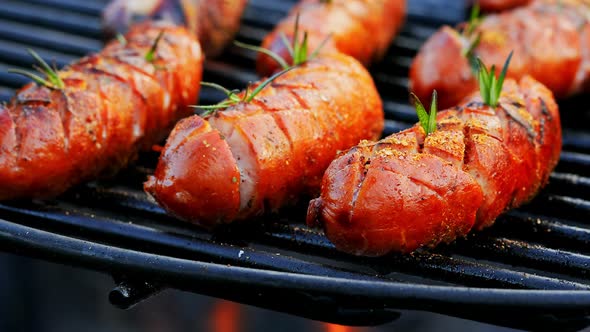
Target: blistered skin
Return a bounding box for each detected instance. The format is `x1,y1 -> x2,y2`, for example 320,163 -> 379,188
102,0 -> 248,57
307,77 -> 561,256
476,0 -> 532,11
410,0 -> 590,109
0,22 -> 203,200
145,53 -> 384,228
256,0 -> 406,76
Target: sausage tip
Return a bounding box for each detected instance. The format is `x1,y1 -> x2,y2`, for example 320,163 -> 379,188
306,198 -> 323,228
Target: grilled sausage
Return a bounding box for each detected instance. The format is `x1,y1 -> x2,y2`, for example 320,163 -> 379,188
102,0 -> 248,57
0,21 -> 203,200
476,0 -> 532,11
410,0 -> 590,109
144,52 -> 384,228
307,76 -> 561,256
256,0 -> 406,76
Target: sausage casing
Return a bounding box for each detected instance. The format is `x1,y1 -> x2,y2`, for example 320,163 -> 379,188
307,76 -> 561,256
0,21 -> 203,200
410,0 -> 590,109
256,0 -> 406,76
102,0 -> 248,56
145,52 -> 384,228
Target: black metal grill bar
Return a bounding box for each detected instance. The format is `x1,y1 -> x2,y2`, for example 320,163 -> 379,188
520,195 -> 590,223
3,183 -> 590,291
547,173 -> 590,202
20,0 -> 104,16
245,221 -> 590,290
0,202 -> 400,284
7,181 -> 590,290
490,212 -> 590,253
3,218 -> 590,315
0,20 -> 100,56
557,151 -> 590,174
453,237 -> 590,280
0,39 -> 75,68
0,1 -> 102,38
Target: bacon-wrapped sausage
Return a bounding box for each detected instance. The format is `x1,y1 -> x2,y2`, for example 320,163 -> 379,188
410,0 -> 590,109
256,0 -> 406,76
144,52 -> 384,228
475,0 -> 532,11
307,76 -> 561,256
0,22 -> 203,200
102,0 -> 248,57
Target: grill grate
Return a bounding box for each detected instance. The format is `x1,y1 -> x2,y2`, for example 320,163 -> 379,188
0,0 -> 590,330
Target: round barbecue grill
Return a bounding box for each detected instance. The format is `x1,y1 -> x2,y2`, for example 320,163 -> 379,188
1,0 -> 590,330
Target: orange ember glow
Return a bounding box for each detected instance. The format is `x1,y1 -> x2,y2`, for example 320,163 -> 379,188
324,323 -> 366,332
210,300 -> 241,332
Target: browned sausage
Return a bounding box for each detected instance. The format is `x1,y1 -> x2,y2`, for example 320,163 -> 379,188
0,21 -> 203,200
256,0 -> 406,76
410,0 -> 590,109
307,76 -> 561,256
102,0 -> 248,56
144,52 -> 384,228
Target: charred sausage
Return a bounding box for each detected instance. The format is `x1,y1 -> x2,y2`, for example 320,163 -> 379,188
256,0 -> 406,76
410,0 -> 590,109
0,21 -> 203,200
102,0 -> 248,57
144,52 -> 384,228
307,76 -> 561,256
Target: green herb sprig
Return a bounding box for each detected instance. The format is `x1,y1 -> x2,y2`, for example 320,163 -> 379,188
195,13 -> 331,117
8,49 -> 64,90
145,31 -> 164,63
465,3 -> 481,37
194,66 -> 295,117
234,13 -> 332,70
461,3 -> 483,72
116,33 -> 128,46
476,51 -> 513,108
411,90 -> 438,135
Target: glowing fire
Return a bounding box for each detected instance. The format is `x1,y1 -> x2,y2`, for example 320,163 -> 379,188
324,323 -> 366,332
210,300 -> 241,332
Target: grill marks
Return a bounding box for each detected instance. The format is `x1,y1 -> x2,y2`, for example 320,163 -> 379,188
256,0 -> 406,76
147,52 -> 384,226
310,77 -> 562,256
0,21 -> 203,200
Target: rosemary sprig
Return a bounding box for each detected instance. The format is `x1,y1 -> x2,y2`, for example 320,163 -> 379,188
8,49 -> 64,90
116,33 -> 127,46
145,31 -> 164,63
461,3 -> 482,71
234,40 -> 289,70
234,13 -> 332,70
465,3 -> 481,37
194,66 -> 295,116
411,90 -> 438,135
476,51 -> 513,108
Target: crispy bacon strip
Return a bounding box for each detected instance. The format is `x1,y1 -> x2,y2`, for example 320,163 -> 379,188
256,0 -> 406,76
144,52 -> 384,228
307,77 -> 561,256
0,22 -> 203,200
410,0 -> 590,109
